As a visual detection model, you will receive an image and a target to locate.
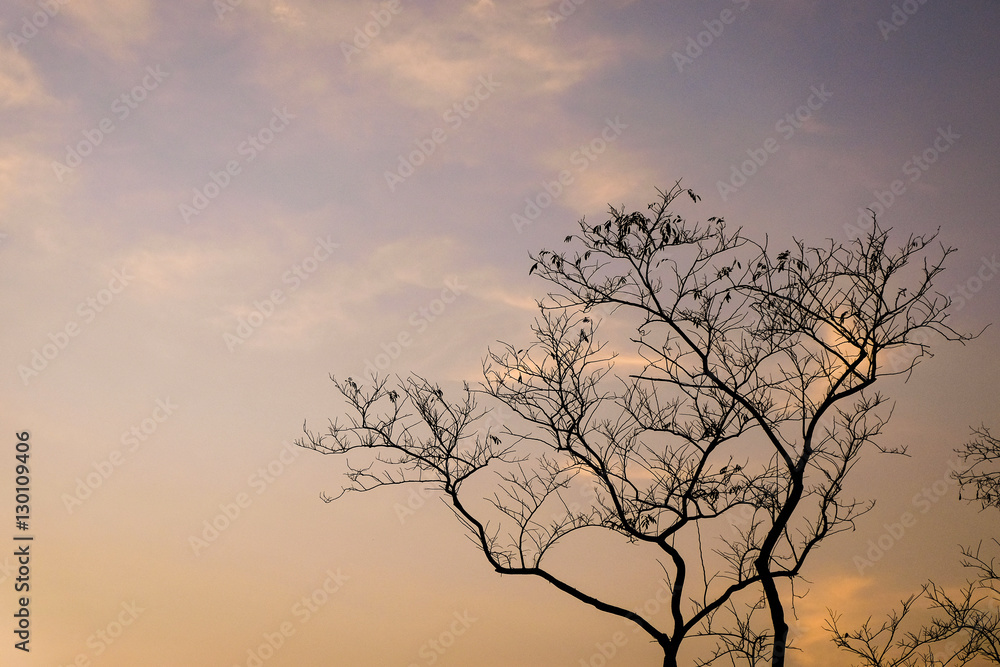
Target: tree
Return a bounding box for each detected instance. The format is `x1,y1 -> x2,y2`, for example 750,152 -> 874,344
956,426 -> 1000,511
827,427 -> 1000,666
826,541 -> 1000,666
299,182 -> 970,666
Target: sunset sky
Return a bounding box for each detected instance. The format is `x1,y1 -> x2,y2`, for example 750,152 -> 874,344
1,1 -> 999,665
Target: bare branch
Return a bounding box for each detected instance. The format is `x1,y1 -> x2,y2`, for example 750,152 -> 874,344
300,184 -> 976,667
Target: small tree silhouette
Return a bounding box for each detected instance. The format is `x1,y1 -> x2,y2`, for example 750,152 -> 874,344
300,182 -> 971,666
827,427 -> 1000,666
827,541 -> 1000,666
957,426 -> 1000,511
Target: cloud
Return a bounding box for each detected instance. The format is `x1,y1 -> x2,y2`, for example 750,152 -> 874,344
0,46 -> 67,230
267,0 -> 307,27
241,0 -> 616,115
363,2 -> 616,106
63,0 -> 154,60
0,44 -> 51,109
116,230 -> 483,353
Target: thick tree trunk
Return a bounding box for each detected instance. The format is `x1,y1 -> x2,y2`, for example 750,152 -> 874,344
761,574 -> 789,667
660,641 -> 679,667
772,630 -> 790,667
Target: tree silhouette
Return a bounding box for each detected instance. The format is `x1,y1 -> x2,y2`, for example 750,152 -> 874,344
299,182 -> 971,666
827,427 -> 1000,666
956,426 -> 1000,511
827,541 -> 1000,667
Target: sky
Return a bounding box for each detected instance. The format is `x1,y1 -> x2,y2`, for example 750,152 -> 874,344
1,0 -> 998,665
